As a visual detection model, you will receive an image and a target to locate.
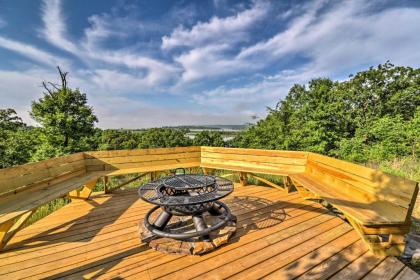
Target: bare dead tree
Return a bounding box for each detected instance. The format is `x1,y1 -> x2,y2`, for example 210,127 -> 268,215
41,66 -> 69,95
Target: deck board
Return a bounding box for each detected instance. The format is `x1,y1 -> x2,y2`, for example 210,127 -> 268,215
0,184 -> 417,280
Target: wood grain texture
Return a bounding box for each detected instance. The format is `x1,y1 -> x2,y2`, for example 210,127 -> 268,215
0,185 -> 416,280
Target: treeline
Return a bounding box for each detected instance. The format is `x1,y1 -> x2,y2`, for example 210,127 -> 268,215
0,63 -> 419,169
233,62 -> 419,163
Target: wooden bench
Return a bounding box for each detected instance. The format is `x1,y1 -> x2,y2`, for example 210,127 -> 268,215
0,146 -> 418,256
0,153 -> 104,249
200,146 -> 307,191
289,152 -> 419,256
0,146 -> 201,250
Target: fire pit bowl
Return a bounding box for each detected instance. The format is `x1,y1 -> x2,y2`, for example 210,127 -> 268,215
138,174 -> 237,255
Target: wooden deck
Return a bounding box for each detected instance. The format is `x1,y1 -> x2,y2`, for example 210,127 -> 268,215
0,184 -> 418,280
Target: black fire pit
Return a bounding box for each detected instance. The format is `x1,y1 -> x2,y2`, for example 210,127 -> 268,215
138,174 -> 235,242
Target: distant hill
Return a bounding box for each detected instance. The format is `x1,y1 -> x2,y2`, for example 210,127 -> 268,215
163,124 -> 249,130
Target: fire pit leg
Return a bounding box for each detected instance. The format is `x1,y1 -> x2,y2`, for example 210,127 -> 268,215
153,210 -> 172,230
192,214 -> 211,241
208,204 -> 223,216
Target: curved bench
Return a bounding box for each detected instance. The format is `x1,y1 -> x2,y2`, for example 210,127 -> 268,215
289,153 -> 418,256
0,146 -> 418,256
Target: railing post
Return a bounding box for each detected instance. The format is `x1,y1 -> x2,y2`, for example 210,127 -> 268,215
202,168 -> 213,175
239,172 -> 247,186
103,176 -> 109,194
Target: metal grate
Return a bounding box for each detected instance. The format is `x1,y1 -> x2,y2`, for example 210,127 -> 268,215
138,174 -> 234,206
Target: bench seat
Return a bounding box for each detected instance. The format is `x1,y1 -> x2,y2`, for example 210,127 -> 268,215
0,172 -> 103,225
289,173 -> 408,226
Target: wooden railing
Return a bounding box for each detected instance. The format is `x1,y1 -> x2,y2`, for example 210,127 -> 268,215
0,146 -> 418,255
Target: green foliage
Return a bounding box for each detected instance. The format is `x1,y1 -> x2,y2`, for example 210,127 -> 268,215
97,129 -> 141,150
233,62 -> 420,163
137,128 -> 192,148
96,128 -> 192,150
0,109 -> 39,168
336,113 -> 419,162
193,130 -> 225,146
0,108 -> 24,131
30,68 -> 97,157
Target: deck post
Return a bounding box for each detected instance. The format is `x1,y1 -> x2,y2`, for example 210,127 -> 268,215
239,172 -> 247,186
103,176 -> 109,194
202,168 -> 213,175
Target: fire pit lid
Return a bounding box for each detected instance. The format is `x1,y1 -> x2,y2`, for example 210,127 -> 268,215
138,174 -> 233,206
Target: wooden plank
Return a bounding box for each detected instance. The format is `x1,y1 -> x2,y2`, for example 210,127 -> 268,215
86,157 -> 200,172
83,146 -> 201,159
226,223 -> 352,280
362,256 -> 405,280
85,151 -> 201,166
0,185 -> 414,280
3,186 -> 281,254
201,146 -> 308,159
201,151 -> 307,166
78,204 -> 323,279
0,193 -> 305,274
289,173 -> 408,225
0,168 -> 87,200
393,266 -> 420,280
181,218 -> 345,280
101,206 -> 332,280
0,188 -> 305,278
307,160 -> 415,209
296,239 -> 368,280
0,153 -> 84,180
328,251 -> 385,280
201,158 -> 306,175
307,153 -> 417,199
98,162 -> 201,176
0,173 -> 101,224
0,156 -> 85,195
264,232 -> 361,279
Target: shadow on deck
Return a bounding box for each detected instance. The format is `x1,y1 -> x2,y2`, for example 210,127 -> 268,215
0,185 -> 418,279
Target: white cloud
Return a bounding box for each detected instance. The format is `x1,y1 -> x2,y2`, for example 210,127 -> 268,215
174,44 -> 250,82
162,1 -> 269,49
239,1 -> 420,71
2,0 -> 420,128
0,36 -> 68,67
0,68 -> 60,125
194,67 -> 319,114
41,0 -> 78,53
40,0 -> 179,86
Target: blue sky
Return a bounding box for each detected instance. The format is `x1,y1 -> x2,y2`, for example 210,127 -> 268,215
1,0 -> 420,128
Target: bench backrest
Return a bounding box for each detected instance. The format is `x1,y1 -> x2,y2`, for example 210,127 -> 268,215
0,153 -> 86,198
306,153 -> 419,213
200,147 -> 308,175
84,146 -> 201,176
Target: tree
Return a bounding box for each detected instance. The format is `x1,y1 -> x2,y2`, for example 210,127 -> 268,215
98,129 -> 141,150
30,67 -> 98,155
137,128 -> 192,148
0,108 -> 25,131
233,62 -> 420,162
193,130 -> 225,147
0,109 -> 38,168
